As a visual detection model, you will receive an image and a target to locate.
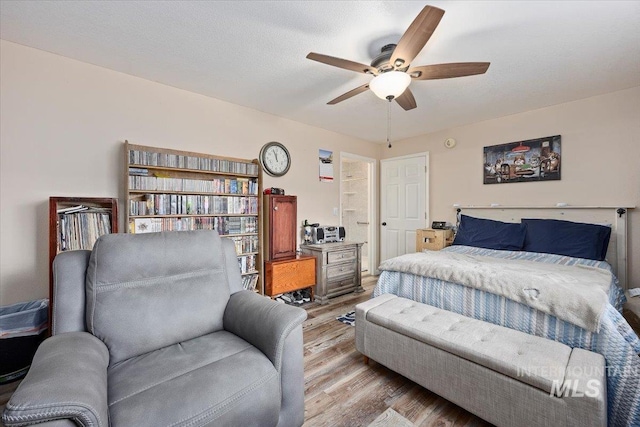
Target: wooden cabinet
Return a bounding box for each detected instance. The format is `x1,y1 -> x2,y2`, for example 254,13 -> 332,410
416,228 -> 454,251
301,241 -> 364,305
124,141 -> 263,293
264,255 -> 316,297
49,196 -> 118,326
263,195 -> 297,261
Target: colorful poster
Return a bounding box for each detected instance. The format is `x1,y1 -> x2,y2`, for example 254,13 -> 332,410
319,149 -> 334,182
483,135 -> 561,184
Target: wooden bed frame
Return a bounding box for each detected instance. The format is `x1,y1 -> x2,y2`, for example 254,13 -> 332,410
454,206 -> 633,290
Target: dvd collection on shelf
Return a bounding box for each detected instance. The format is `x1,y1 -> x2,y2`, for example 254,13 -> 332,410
228,235 -> 259,255
126,141 -> 262,293
128,150 -> 260,176
242,274 -> 259,291
238,254 -> 257,275
129,194 -> 258,216
131,216 -> 257,234
56,205 -> 112,252
128,171 -> 259,195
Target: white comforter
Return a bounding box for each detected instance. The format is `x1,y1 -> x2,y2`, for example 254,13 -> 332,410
378,251 -> 612,332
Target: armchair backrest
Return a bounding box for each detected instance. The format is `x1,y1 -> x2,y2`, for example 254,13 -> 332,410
52,249 -> 91,335
82,230 -> 234,364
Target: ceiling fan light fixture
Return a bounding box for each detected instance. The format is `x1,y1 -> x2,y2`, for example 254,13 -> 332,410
369,71 -> 411,100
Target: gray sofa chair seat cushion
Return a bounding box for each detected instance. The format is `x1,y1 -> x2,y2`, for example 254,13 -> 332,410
108,331 -> 280,427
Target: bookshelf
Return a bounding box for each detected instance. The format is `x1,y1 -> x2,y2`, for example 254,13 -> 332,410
48,196 -> 119,326
124,141 -> 263,294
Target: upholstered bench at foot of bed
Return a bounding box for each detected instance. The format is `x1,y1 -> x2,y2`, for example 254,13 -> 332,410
355,294 -> 606,427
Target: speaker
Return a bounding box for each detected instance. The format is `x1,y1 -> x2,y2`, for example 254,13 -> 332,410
338,226 -> 346,241
313,228 -> 325,244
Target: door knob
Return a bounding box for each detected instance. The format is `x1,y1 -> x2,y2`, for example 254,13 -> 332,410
382,222 -> 387,226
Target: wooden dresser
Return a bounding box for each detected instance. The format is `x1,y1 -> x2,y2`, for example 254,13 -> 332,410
264,255 -> 316,298
301,241 -> 364,304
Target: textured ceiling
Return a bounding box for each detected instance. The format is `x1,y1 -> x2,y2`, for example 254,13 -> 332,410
1,1 -> 639,143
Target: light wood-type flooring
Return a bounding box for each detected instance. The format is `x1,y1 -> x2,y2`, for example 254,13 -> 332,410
302,275 -> 492,427
0,275 -> 492,427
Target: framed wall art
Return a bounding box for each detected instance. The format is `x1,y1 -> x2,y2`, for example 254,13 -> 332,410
483,135 -> 561,185
319,149 -> 334,182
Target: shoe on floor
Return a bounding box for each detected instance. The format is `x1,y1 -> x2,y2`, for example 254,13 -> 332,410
280,294 -> 293,303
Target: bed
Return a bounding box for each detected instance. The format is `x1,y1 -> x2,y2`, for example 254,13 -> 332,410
374,207 -> 639,427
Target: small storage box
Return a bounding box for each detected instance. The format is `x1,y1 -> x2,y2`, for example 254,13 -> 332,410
416,228 -> 453,251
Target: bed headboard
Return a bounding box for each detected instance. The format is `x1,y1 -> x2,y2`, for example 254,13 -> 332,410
454,206 -> 632,289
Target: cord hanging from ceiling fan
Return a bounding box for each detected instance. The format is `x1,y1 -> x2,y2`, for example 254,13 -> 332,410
386,96 -> 392,148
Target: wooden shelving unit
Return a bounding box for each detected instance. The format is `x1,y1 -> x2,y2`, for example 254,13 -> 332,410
48,196 -> 118,326
263,195 -> 297,262
124,141 -> 263,293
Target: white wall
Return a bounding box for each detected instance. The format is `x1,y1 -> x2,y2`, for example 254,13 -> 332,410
4,39 -> 638,304
0,40 -> 379,305
381,86 -> 640,289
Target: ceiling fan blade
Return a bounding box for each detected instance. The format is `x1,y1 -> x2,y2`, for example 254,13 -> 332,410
409,62 -> 490,80
390,6 -> 445,70
307,53 -> 378,75
395,88 -> 417,111
327,83 -> 370,105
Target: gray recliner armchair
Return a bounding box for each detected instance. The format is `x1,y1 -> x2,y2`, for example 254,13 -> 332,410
2,230 -> 307,427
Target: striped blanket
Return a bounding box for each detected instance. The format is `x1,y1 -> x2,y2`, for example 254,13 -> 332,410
373,245 -> 640,427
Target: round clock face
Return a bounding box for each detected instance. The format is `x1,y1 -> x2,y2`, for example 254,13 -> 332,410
260,142 -> 291,177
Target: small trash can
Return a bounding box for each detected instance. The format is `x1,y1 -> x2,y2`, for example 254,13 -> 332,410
0,299 -> 49,384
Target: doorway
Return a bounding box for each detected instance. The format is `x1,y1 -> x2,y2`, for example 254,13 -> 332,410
380,153 -> 429,263
340,153 -> 376,274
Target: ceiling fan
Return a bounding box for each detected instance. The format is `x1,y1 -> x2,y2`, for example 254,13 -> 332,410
306,5 -> 490,111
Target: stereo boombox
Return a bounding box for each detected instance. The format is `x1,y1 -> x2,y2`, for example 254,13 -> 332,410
311,225 -> 345,244
263,187 -> 285,195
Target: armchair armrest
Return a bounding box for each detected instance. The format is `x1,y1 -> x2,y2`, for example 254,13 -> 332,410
2,332 -> 109,427
223,291 -> 307,371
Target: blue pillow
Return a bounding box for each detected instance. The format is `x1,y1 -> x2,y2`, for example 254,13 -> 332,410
522,218 -> 611,261
453,215 -> 526,251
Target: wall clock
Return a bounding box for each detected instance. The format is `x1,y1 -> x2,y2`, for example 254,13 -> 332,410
259,142 -> 291,177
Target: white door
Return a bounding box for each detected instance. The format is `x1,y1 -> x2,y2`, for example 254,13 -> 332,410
380,154 -> 428,263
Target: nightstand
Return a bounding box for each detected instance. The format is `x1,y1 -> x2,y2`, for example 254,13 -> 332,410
416,229 -> 454,251
300,241 -> 364,305
264,255 -> 316,298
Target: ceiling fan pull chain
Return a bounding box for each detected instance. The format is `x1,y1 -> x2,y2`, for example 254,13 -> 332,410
387,99 -> 392,148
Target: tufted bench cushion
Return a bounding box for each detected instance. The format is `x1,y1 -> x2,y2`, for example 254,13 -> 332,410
355,294 -> 607,427
366,296 -> 572,393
